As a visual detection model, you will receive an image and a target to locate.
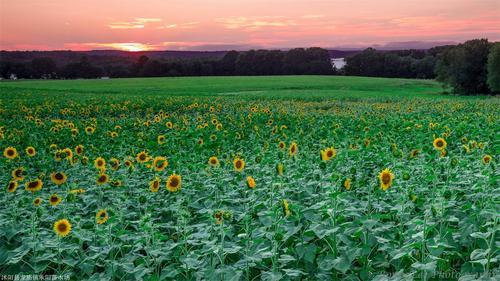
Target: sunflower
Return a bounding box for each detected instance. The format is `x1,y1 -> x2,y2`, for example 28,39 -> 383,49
3,147 -> 18,159
94,157 -> 106,170
153,156 -> 168,172
75,145 -> 84,155
320,147 -> 336,161
71,128 -> 79,136
110,131 -> 118,138
409,149 -> 420,158
96,209 -> 109,224
278,141 -> 286,150
49,194 -> 62,206
62,148 -> 73,160
166,173 -> 182,192
343,178 -> 351,190
378,168 -> 395,191
216,123 -> 223,130
157,135 -> 166,145
166,121 -> 173,129
282,199 -> 291,216
288,142 -> 298,157
208,156 -> 220,167
276,163 -> 284,176
246,176 -> 256,189
124,159 -> 134,169
33,197 -> 42,206
482,154 -> 492,164
110,158 -> 120,170
25,179 -> 43,192
150,177 -> 161,192
433,138 -> 447,151
53,219 -> 72,237
96,173 -> 109,185
25,146 -> 36,157
136,151 -> 150,163
233,157 -> 245,172
7,181 -> 18,193
11,167 -> 25,181
85,127 -> 95,135
50,172 -> 67,185
108,180 -> 120,187
69,189 -> 86,194
197,138 -> 204,146
214,210 -> 224,225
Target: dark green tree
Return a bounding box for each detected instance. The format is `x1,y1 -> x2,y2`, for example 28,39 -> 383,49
487,43 -> 500,93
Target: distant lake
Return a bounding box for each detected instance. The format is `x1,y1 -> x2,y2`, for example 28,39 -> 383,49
331,58 -> 346,69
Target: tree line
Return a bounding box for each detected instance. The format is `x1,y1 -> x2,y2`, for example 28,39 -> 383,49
344,39 -> 499,95
0,47 -> 333,79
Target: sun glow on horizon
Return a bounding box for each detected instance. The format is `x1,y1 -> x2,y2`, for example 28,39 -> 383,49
88,43 -> 155,52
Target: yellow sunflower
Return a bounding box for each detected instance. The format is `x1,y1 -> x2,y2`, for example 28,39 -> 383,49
61,148 -> 73,160
246,176 -> 256,189
11,167 -> 25,181
136,151 -> 150,163
409,149 -> 420,158
278,141 -> 286,150
378,168 -> 395,191
276,163 -> 284,176
95,209 -> 109,224
110,158 -> 120,170
166,121 -> 173,129
25,179 -> 43,192
233,157 -> 245,172
75,145 -> 84,155
25,146 -> 36,157
288,142 -> 298,157
433,138 -> 447,151
482,154 -> 492,164
85,127 -> 95,135
153,156 -> 168,172
150,177 -> 161,193
320,147 -> 336,161
208,156 -> 219,167
53,219 -> 72,237
282,199 -> 291,216
33,197 -> 42,206
157,135 -> 166,145
166,173 -> 182,192
197,138 -> 204,146
3,147 -> 18,159
96,173 -> 109,185
343,178 -> 351,190
49,194 -> 62,206
50,172 -> 68,185
110,180 -> 122,187
7,181 -> 18,193
94,157 -> 106,170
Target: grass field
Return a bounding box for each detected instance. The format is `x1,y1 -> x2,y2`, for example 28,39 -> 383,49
0,76 -> 498,280
0,76 -> 448,99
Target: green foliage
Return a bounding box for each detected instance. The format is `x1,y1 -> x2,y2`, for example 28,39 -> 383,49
435,39 -> 492,95
487,43 -> 500,93
0,76 -> 498,280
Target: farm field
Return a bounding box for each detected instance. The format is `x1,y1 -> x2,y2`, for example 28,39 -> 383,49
0,76 -> 498,280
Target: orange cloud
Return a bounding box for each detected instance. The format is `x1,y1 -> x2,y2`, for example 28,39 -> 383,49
108,18 -> 162,29
217,16 -> 296,30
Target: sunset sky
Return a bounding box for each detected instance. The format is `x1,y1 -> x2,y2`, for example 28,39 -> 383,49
1,0 -> 499,51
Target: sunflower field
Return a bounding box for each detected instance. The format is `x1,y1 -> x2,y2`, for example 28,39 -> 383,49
0,77 -> 499,280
